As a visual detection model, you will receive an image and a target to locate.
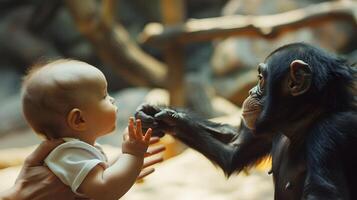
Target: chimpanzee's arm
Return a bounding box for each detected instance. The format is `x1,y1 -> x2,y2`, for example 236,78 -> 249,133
135,104 -> 272,175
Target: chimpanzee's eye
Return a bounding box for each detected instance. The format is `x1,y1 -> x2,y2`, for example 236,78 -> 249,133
258,74 -> 264,89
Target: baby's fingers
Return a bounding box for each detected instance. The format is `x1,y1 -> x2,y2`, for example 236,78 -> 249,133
136,119 -> 143,139
123,133 -> 129,141
144,128 -> 152,142
128,117 -> 136,140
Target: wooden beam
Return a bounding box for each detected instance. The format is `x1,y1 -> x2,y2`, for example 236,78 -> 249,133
160,0 -> 186,107
140,1 -> 357,46
161,0 -> 186,25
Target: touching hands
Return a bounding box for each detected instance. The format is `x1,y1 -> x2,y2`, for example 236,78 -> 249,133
121,117 -> 166,180
135,103 -> 184,137
122,117 -> 152,157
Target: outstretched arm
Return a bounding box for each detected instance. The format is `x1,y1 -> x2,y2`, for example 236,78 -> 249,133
108,133 -> 165,181
78,118 -> 151,200
135,104 -> 272,176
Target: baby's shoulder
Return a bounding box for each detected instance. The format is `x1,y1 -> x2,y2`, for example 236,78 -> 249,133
59,138 -> 97,150
46,138 -> 107,162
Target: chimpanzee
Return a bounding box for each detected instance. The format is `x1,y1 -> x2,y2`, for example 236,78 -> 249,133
135,43 -> 357,200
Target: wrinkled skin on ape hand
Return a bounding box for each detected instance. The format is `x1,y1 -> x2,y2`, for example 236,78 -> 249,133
134,104 -> 185,137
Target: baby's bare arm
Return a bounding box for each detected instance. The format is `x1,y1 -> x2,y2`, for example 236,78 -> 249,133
78,118 -> 152,200
78,154 -> 143,200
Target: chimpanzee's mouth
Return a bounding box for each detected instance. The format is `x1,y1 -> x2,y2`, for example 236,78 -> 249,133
242,109 -> 261,115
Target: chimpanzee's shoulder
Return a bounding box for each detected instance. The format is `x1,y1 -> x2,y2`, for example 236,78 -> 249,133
329,111 -> 357,137
305,111 -> 356,156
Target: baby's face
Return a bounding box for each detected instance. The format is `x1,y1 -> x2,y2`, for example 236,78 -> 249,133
44,60 -> 118,137
22,60 -> 118,141
69,63 -> 118,137
81,71 -> 118,137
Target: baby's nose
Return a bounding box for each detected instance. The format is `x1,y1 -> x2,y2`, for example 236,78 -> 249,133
109,96 -> 115,104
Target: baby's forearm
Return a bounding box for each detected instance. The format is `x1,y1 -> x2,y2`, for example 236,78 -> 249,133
80,153 -> 143,200
102,153 -> 143,197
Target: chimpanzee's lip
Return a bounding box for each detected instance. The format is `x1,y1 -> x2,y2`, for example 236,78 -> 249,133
242,109 -> 260,115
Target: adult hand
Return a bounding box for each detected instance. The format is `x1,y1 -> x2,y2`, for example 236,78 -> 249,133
0,140 -> 77,200
137,136 -> 165,180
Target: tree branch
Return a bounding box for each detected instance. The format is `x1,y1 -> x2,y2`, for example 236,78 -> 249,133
66,0 -> 168,87
140,1 -> 357,46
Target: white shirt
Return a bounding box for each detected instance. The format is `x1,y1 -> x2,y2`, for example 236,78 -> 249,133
44,138 -> 108,196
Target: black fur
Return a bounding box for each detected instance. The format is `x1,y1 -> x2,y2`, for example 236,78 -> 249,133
135,43 -> 357,200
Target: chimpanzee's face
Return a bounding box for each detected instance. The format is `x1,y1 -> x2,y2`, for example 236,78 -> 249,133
241,52 -> 312,134
241,63 -> 267,130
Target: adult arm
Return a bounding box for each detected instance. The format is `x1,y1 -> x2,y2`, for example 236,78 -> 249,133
0,140 -> 77,200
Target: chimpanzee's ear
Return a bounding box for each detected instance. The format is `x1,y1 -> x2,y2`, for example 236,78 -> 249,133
288,60 -> 312,96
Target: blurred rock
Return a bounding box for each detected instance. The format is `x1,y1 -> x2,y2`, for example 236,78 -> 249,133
214,69 -> 257,106
0,66 -> 21,103
0,6 -> 60,68
0,94 -> 28,136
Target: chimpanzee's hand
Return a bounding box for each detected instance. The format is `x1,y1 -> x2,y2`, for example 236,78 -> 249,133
135,103 -> 185,137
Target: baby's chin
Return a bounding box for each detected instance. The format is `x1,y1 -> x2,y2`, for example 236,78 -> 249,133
109,124 -> 116,133
102,124 -> 117,136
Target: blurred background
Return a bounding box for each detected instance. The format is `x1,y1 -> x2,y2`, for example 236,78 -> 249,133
0,0 -> 355,199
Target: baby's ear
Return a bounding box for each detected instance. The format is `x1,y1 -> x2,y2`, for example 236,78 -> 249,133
67,108 -> 86,131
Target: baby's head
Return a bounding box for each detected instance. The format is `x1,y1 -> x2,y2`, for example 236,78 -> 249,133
21,59 -> 117,141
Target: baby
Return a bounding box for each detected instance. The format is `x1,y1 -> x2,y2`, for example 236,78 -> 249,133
21,59 -> 153,200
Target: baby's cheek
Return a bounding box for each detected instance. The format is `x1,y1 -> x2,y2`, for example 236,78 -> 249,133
108,107 -> 117,123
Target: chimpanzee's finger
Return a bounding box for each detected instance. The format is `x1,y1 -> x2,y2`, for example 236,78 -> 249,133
153,110 -> 168,120
135,103 -> 161,115
135,111 -> 155,124
144,128 -> 152,142
152,130 -> 166,138
154,109 -> 178,126
136,111 -> 159,132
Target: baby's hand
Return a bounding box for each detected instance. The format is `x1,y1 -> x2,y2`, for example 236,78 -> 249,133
122,117 -> 152,157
